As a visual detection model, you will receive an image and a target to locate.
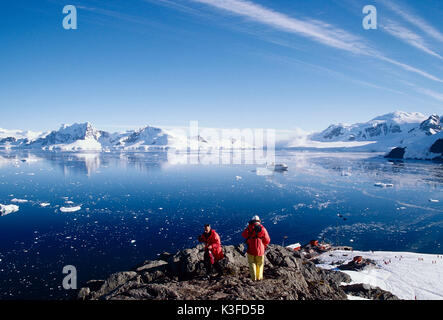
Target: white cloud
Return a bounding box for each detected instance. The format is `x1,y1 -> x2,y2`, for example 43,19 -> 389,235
382,0 -> 443,43
193,0 -> 372,55
416,88 -> 443,103
377,56 -> 443,83
381,20 -> 443,60
191,0 -> 443,83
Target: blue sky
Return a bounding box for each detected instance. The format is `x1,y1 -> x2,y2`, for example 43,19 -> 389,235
1,0 -> 442,132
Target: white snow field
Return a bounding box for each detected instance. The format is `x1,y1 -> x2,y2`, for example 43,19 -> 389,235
316,250 -> 443,300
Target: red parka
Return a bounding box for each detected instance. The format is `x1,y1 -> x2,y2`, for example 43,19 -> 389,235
198,229 -> 224,262
242,222 -> 270,256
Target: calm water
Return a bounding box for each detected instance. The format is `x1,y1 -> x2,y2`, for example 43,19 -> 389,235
0,150 -> 442,299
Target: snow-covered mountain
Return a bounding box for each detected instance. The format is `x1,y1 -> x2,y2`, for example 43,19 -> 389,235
0,128 -> 46,149
385,126 -> 443,161
309,111 -> 443,160
310,111 -> 428,142
0,128 -> 44,140
28,122 -> 106,151
0,122 -> 255,151
1,111 -> 441,159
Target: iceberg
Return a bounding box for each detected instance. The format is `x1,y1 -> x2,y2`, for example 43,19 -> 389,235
0,204 -> 20,216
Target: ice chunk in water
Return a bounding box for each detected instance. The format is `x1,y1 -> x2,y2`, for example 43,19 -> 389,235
60,206 -> 82,213
0,204 -> 19,216
11,198 -> 28,203
374,182 -> 394,188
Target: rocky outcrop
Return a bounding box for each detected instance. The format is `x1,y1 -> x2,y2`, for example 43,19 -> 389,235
337,257 -> 376,271
419,115 -> 442,136
341,283 -> 399,300
430,139 -> 443,154
385,147 -> 405,159
78,244 -> 354,300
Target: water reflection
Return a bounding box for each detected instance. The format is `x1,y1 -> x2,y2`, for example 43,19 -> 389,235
1,151 -> 442,186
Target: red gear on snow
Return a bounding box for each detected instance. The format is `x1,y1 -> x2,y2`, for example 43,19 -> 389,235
198,229 -> 224,262
242,222 -> 271,257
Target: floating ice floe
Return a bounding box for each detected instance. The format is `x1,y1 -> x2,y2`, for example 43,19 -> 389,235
11,198 -> 29,203
235,176 -> 242,181
429,199 -> 440,203
130,240 -> 136,244
60,206 -> 82,213
374,182 -> 394,188
0,204 -> 19,216
39,203 -> 50,207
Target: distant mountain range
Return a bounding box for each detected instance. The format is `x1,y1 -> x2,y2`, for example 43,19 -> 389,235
309,111 -> 442,160
0,122 -> 253,151
1,111 -> 442,160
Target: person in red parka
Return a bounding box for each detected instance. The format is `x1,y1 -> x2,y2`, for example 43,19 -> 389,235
198,224 -> 224,277
242,215 -> 270,281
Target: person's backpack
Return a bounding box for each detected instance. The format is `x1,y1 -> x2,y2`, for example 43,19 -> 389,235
245,224 -> 263,243
244,223 -> 264,254
253,224 -> 262,237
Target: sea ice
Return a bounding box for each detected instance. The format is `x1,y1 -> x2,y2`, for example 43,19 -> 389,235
0,204 -> 19,216
374,182 -> 394,188
11,198 -> 28,203
60,206 -> 82,213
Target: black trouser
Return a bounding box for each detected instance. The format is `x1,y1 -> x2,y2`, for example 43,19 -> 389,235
204,250 -> 223,275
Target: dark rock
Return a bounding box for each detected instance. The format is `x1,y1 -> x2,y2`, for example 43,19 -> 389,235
77,244 -> 393,300
430,139 -> 443,154
77,287 -> 90,300
86,279 -> 105,291
136,260 -> 168,272
90,271 -> 138,299
385,147 -> 405,159
420,115 -> 441,135
341,283 -> 399,300
337,257 -> 376,271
